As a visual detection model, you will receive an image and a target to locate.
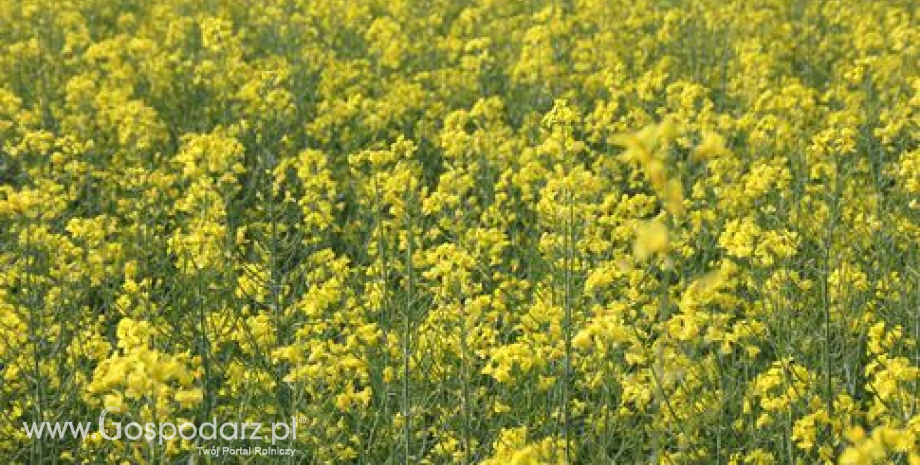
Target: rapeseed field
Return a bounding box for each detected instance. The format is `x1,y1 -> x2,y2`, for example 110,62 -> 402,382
0,0 -> 917,463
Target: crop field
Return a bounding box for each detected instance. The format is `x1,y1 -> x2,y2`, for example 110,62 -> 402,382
0,0 -> 917,463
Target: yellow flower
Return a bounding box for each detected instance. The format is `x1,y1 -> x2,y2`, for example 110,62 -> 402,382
633,218 -> 670,261
694,130 -> 729,160
174,389 -> 203,409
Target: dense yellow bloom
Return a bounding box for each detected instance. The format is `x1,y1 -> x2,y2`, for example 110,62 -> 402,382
0,0 -> 916,463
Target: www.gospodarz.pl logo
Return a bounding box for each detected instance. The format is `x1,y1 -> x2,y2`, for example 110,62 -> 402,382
24,407 -> 301,445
